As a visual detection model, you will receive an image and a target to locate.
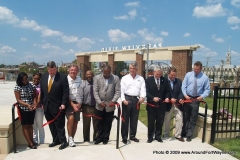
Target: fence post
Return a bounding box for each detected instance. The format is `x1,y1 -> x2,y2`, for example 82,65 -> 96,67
12,104 -> 17,153
202,103 -> 208,143
210,86 -> 218,144
116,106 -> 120,149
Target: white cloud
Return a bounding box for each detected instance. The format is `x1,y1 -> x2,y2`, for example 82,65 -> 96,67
137,28 -> 163,43
114,15 -> 128,20
0,6 -> 19,24
41,29 -> 62,37
231,50 -> 239,56
212,34 -> 225,43
125,1 -> 140,7
141,17 -> 147,22
128,9 -> 137,19
207,0 -> 224,4
33,43 -> 61,50
62,36 -> 78,43
20,37 -> 27,41
114,9 -> 137,20
231,0 -> 240,7
160,31 -> 168,36
183,33 -> 191,37
230,25 -> 240,30
0,6 -> 64,38
195,44 -> 218,57
108,29 -> 131,43
193,3 -> 227,18
227,16 -> 240,24
77,38 -> 95,50
0,45 -> 16,54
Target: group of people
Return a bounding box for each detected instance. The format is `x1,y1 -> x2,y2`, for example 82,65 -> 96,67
14,60 -> 210,150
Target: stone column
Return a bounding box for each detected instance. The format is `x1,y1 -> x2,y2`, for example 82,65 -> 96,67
77,55 -> 91,80
108,54 -> 116,74
172,50 -> 192,80
136,53 -> 145,78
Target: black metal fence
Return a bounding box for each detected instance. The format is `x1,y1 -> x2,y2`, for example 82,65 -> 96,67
210,86 -> 240,144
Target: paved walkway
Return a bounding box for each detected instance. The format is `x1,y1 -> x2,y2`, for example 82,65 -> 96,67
0,81 -> 238,160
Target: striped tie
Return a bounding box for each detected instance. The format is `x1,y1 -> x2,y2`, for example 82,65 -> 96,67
48,77 -> 53,93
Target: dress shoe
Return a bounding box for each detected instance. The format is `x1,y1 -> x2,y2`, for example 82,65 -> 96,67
122,139 -> 127,144
186,136 -> 192,142
155,138 -> 163,143
49,142 -> 61,147
175,137 -> 185,142
147,138 -> 153,143
130,137 -> 139,142
59,142 -> 68,150
103,140 -> 108,145
94,139 -> 103,145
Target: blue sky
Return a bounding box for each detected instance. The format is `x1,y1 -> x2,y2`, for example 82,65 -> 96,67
0,0 -> 240,67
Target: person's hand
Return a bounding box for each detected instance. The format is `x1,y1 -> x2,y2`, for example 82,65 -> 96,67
153,97 -> 160,102
72,104 -> 79,112
179,99 -> 184,104
197,96 -> 203,101
31,104 -> 37,110
108,101 -> 115,107
138,97 -> 144,103
100,102 -> 106,108
164,98 -> 170,103
27,104 -> 33,111
171,98 -> 176,104
59,104 -> 65,110
184,95 -> 191,100
123,100 -> 129,105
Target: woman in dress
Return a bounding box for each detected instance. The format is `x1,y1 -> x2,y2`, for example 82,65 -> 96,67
14,72 -> 37,149
32,73 -> 45,145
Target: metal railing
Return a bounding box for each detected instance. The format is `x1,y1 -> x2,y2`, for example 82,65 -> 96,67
210,86 -> 240,144
12,103 -> 19,153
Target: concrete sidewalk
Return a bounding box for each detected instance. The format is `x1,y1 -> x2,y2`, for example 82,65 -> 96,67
0,81 -> 238,160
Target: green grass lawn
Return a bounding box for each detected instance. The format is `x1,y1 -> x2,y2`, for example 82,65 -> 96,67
138,97 -> 240,159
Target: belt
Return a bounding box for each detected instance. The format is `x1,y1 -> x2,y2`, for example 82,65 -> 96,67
83,104 -> 95,107
124,94 -> 138,98
187,95 -> 199,99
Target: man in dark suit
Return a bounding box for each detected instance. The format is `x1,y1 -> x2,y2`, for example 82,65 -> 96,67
145,66 -> 170,143
163,67 -> 184,142
40,61 -> 69,150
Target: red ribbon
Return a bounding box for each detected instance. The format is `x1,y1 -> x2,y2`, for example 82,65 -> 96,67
136,101 -> 155,109
109,102 -> 125,122
42,109 -> 62,127
14,103 -> 22,121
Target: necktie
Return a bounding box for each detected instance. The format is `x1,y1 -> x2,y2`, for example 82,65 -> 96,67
48,77 -> 53,93
90,84 -> 96,106
157,79 -> 160,90
193,74 -> 197,97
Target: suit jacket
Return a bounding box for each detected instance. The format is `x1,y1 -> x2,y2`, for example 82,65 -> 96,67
40,72 -> 69,113
93,74 -> 120,112
145,76 -> 170,111
165,77 -> 184,112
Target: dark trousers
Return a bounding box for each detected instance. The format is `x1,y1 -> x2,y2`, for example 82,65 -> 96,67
45,107 -> 67,143
147,103 -> 165,139
182,101 -> 200,137
121,96 -> 139,140
82,104 -> 98,141
95,108 -> 114,141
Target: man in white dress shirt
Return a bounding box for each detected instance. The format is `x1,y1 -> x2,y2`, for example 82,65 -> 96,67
121,61 -> 146,144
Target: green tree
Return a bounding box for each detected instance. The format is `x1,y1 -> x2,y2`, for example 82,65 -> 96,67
0,64 -> 6,68
115,61 -> 127,77
91,62 -> 99,74
72,59 -> 77,64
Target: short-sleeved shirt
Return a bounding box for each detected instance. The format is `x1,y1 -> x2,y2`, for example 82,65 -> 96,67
67,75 -> 82,103
14,83 -> 35,111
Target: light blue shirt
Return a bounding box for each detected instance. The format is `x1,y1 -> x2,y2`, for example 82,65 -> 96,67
168,77 -> 175,90
182,71 -> 210,99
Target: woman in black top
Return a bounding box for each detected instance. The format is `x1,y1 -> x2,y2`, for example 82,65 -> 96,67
14,72 -> 38,149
